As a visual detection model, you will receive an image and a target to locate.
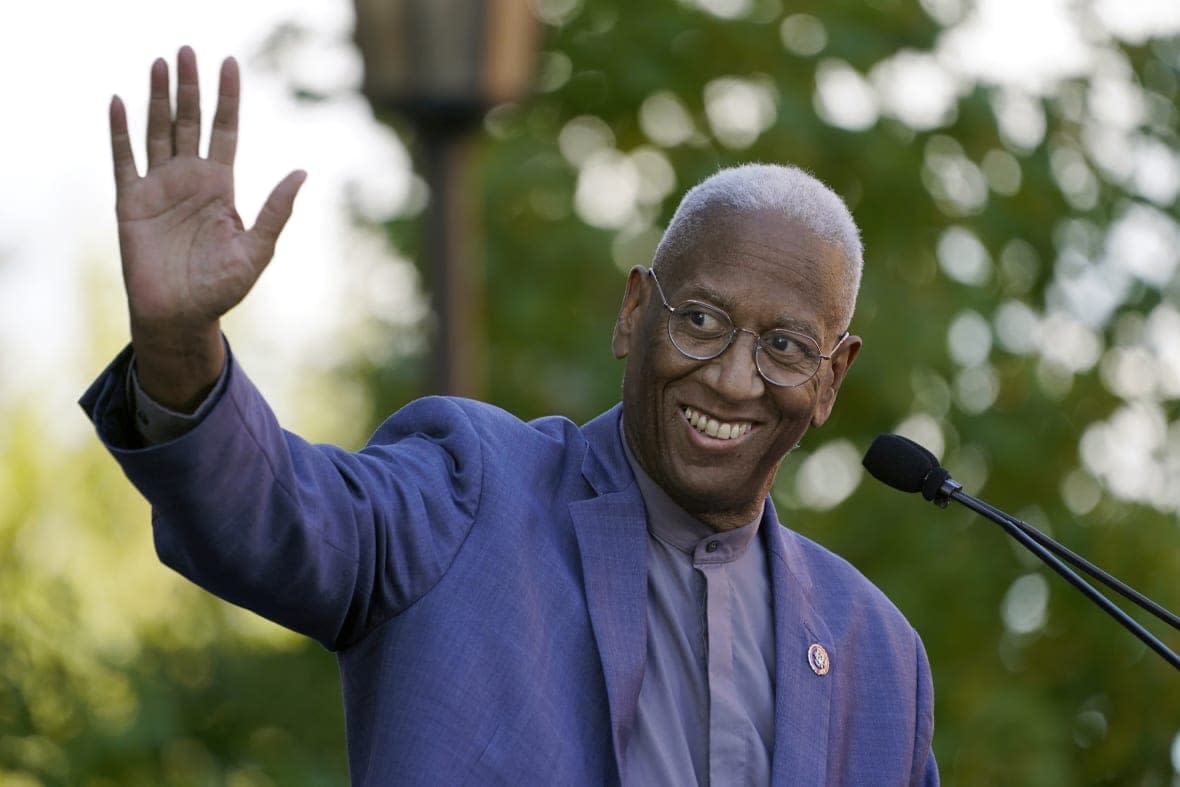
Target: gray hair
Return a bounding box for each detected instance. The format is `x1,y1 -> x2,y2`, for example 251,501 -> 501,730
653,163 -> 864,331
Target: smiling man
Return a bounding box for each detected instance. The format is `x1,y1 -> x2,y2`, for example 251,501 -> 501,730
82,49 -> 937,786
609,178 -> 934,786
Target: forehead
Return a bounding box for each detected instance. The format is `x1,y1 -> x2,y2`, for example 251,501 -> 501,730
660,207 -> 848,330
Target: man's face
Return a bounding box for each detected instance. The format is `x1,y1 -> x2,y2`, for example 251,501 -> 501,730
612,207 -> 861,530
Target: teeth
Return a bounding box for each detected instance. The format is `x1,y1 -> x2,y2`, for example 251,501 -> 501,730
683,407 -> 750,441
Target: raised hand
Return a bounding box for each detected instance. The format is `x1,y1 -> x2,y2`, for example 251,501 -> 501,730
109,46 -> 305,411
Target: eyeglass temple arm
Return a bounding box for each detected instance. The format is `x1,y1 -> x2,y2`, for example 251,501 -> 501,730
822,331 -> 851,360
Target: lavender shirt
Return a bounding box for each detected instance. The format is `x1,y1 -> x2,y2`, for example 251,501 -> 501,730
621,428 -> 776,786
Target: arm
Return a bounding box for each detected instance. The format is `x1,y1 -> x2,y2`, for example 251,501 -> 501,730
82,346 -> 484,650
109,46 -> 304,411
129,351 -> 228,444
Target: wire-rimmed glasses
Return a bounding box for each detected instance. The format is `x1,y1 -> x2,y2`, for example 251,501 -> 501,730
647,267 -> 848,388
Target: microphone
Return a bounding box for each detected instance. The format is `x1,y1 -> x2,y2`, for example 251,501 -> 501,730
861,433 -> 957,504
863,433 -> 1180,670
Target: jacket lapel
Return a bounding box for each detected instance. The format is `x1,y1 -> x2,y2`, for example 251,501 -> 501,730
572,406 -> 649,771
763,504 -> 833,785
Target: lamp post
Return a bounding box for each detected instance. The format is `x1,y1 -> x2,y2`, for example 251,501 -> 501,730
352,0 -> 540,396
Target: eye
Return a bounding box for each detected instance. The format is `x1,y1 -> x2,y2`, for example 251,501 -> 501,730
767,333 -> 796,353
676,304 -> 729,338
761,330 -> 817,365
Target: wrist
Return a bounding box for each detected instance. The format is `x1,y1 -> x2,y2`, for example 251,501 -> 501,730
130,321 -> 225,413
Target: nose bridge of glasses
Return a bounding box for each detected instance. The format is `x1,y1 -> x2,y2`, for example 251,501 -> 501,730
706,326 -> 765,387
731,326 -> 763,360
671,320 -> 781,387
733,325 -> 759,340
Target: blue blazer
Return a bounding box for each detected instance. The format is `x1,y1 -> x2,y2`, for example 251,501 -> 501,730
83,348 -> 937,786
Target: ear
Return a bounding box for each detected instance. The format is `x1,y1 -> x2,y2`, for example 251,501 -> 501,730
810,334 -> 862,428
611,266 -> 649,359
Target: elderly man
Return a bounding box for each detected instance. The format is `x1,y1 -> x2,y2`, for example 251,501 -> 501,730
83,48 -> 937,785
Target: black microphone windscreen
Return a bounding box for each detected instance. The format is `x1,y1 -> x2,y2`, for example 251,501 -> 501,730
862,433 -> 941,494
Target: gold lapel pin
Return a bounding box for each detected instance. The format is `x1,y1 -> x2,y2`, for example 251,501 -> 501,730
808,643 -> 830,676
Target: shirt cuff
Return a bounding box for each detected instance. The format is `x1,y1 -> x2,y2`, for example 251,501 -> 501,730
127,356 -> 229,445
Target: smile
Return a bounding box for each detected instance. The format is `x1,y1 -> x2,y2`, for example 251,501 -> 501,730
681,406 -> 752,440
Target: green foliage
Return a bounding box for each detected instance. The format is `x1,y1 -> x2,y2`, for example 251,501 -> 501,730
0,405 -> 349,785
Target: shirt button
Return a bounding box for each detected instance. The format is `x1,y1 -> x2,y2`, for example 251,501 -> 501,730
706,540 -> 720,553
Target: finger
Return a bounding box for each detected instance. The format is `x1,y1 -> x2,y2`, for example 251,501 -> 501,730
145,57 -> 172,169
246,170 -> 308,266
109,96 -> 140,188
172,45 -> 201,157
207,57 -> 240,166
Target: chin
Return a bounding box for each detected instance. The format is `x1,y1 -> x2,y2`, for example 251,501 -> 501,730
662,468 -> 769,522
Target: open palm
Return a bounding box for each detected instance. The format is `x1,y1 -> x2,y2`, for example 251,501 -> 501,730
109,47 -> 304,407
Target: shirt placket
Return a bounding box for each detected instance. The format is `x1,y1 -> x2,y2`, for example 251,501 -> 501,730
696,538 -> 746,787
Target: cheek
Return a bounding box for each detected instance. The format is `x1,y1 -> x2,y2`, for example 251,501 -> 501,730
638,334 -> 698,393
769,388 -> 822,440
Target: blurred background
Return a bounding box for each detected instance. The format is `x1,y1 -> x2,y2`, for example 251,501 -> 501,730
2,0 -> 1179,784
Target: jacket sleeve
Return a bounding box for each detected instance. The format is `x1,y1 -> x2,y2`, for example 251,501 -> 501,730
80,345 -> 484,650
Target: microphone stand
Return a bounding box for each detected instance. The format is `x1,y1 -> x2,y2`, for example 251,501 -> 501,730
970,497 -> 1180,631
931,477 -> 1180,671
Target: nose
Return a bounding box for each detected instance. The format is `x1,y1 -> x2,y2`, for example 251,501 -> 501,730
705,328 -> 766,400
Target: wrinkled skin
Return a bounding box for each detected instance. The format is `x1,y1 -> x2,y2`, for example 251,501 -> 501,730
612,207 -> 862,531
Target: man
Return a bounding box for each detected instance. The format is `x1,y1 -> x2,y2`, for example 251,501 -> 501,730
83,48 -> 937,785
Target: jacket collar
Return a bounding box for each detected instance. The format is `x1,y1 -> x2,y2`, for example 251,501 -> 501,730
576,403 -> 634,495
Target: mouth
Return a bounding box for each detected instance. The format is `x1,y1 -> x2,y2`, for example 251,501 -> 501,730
681,405 -> 753,441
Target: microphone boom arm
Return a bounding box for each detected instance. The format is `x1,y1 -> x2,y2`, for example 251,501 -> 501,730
863,432 -> 1179,670
944,483 -> 1180,671
928,476 -> 1180,632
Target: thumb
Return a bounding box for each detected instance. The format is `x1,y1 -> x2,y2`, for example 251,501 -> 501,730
246,169 -> 307,262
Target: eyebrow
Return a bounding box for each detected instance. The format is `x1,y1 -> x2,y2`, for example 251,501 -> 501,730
674,281 -> 821,339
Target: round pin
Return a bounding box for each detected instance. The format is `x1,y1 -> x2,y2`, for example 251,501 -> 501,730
808,643 -> 830,676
